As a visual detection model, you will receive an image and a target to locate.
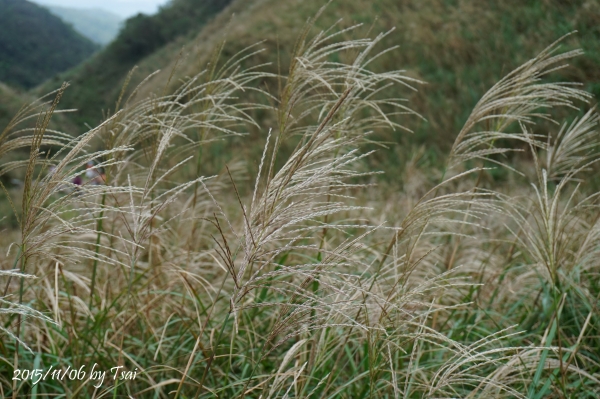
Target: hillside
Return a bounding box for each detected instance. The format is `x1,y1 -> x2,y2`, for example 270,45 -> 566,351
140,0 -> 600,151
0,0 -> 98,89
44,5 -> 123,45
40,0 -> 599,154
37,0 -> 234,130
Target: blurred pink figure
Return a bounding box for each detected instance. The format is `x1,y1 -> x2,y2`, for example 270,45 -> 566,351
86,161 -> 104,185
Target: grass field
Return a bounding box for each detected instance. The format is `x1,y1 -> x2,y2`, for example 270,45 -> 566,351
1,3 -> 600,398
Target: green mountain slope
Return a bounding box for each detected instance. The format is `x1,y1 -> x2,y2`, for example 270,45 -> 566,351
45,5 -> 123,45
0,0 -> 99,89
37,0 -> 599,153
150,0 -> 600,149
36,0 -> 234,130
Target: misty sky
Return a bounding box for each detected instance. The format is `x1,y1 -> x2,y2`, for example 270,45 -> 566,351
32,0 -> 171,18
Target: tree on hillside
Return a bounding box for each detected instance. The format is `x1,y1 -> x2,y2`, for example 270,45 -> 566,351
0,0 -> 98,89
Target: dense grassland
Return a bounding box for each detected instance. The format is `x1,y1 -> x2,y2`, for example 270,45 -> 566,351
2,2 -> 600,398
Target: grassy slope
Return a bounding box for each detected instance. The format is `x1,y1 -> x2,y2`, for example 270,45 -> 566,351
0,0 -> 98,89
41,0 -> 600,145
183,0 -> 600,135
122,0 -> 599,179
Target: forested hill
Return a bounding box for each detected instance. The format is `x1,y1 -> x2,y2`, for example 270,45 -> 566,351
0,0 -> 98,89
36,0 -> 234,129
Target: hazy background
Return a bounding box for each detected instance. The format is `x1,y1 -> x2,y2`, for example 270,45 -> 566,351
32,0 -> 170,17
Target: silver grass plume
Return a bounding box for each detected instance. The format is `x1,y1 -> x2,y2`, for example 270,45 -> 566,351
447,33 -> 591,173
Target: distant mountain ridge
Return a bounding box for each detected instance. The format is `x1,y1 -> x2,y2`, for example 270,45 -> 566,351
33,0 -> 164,18
37,0 -> 234,129
0,0 -> 98,89
44,5 -> 123,45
